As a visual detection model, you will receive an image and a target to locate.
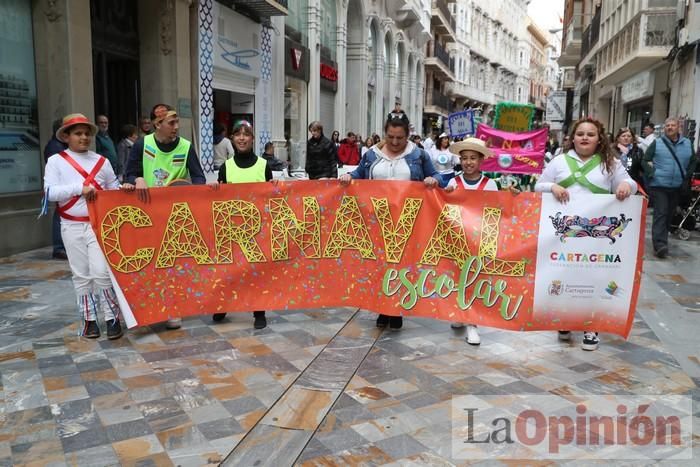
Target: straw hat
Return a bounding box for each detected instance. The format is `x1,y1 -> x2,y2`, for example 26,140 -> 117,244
449,137 -> 493,158
56,113 -> 98,143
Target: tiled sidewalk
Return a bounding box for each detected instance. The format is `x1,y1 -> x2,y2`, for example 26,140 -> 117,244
0,247 -> 698,466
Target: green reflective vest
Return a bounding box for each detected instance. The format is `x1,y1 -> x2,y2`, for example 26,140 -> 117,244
558,153 -> 609,194
142,134 -> 191,187
224,157 -> 267,183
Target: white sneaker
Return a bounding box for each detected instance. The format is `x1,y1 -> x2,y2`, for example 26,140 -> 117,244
581,331 -> 599,351
451,322 -> 465,329
466,325 -> 480,345
165,318 -> 182,329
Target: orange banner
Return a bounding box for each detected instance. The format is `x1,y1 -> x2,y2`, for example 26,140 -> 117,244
89,180 -> 644,337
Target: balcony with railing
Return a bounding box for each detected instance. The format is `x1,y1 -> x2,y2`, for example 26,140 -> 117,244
228,0 -> 288,18
595,10 -> 676,85
425,40 -> 456,80
559,3 -> 583,67
446,81 -> 495,105
424,88 -> 452,116
431,0 -> 456,42
580,6 -> 601,62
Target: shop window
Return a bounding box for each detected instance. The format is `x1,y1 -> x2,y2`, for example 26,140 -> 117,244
0,2 -> 41,193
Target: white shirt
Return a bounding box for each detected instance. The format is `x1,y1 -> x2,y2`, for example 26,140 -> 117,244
423,137 -> 435,152
44,149 -> 120,224
637,133 -> 656,153
447,174 -> 499,191
535,150 -> 637,196
370,141 -> 415,181
213,138 -> 234,168
430,147 -> 460,174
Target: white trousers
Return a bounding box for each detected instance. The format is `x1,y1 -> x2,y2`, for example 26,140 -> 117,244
61,222 -> 120,323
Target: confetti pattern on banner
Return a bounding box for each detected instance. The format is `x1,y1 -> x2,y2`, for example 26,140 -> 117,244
88,180 -> 645,338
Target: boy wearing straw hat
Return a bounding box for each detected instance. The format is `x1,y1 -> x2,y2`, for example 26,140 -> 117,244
43,113 -> 124,339
444,137 -> 499,345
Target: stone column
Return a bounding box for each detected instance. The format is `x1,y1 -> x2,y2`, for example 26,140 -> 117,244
307,0 -> 321,121
374,52 -> 385,136
335,21 -> 347,135
34,0 -> 95,146
345,26 -> 367,136
270,16 -> 287,158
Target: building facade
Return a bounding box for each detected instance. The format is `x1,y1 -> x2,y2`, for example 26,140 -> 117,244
558,0 -> 683,138
0,0 -> 430,256
426,0 -> 530,134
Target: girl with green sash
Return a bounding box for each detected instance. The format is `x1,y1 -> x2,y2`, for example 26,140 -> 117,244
535,118 -> 637,351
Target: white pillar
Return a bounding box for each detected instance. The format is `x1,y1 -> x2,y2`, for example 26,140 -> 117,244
346,19 -> 367,136
335,21 -> 347,134
374,50 -> 385,136
271,16 -> 287,157
307,0 -> 321,122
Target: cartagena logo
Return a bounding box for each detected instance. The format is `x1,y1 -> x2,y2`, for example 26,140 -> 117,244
548,280 -> 563,296
550,212 -> 632,244
498,153 -> 514,168
606,281 -> 619,295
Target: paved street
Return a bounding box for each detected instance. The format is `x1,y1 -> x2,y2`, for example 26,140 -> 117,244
0,221 -> 698,466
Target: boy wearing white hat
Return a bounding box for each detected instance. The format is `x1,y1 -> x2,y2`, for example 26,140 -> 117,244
43,113 -> 124,339
444,137 -> 499,344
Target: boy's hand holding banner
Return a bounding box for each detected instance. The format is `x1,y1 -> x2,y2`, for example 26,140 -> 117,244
89,180 -> 645,337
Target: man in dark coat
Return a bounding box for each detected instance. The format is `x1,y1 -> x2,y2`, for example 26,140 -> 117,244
43,118 -> 68,259
306,121 -> 338,179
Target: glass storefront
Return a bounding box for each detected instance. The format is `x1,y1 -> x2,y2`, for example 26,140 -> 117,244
0,0 -> 41,194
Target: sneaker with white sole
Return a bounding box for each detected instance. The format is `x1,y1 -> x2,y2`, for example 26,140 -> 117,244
165,318 -> 182,329
558,330 -> 571,341
466,325 -> 480,345
581,331 -> 599,351
451,322 -> 465,329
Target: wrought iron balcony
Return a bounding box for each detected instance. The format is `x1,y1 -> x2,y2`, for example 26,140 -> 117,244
431,0 -> 456,42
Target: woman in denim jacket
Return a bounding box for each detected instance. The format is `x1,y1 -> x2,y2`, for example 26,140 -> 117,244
340,117 -> 439,330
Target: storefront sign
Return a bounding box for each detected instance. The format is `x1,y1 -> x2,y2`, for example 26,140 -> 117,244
320,58 -> 338,92
476,124 -> 548,174
546,91 -> 567,122
89,181 -> 645,338
213,2 -> 261,78
285,38 -> 310,82
621,71 -> 654,104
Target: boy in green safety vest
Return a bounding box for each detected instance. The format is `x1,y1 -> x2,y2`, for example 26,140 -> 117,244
211,120 -> 272,329
535,118 -> 637,351
123,103 -> 206,330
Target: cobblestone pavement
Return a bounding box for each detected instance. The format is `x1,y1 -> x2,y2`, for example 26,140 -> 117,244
0,225 -> 698,465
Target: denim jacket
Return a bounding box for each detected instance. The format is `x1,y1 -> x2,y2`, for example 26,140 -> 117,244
349,144 -> 437,181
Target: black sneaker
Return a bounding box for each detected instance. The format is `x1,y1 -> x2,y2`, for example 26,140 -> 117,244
212,313 -> 226,322
106,319 -> 123,340
654,246 -> 668,258
253,311 -> 267,329
376,314 -> 389,328
558,330 -> 572,341
389,316 -> 403,331
83,320 -> 100,339
581,331 -> 599,351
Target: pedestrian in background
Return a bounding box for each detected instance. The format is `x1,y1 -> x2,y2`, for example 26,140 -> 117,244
338,131 -> 360,166
43,118 -> 68,260
138,115 -> 152,138
430,132 -> 459,187
116,124 -> 138,181
331,130 -> 340,148
613,127 -> 645,192
95,115 -> 119,175
213,122 -> 234,170
306,121 -> 338,179
261,141 -> 287,171
637,122 -> 656,153
643,117 -> 696,258
362,136 -> 374,156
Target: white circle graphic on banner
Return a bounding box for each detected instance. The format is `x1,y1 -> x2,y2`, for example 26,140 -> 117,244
498,154 -> 514,168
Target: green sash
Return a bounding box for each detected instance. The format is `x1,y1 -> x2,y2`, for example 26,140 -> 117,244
558,154 -> 609,194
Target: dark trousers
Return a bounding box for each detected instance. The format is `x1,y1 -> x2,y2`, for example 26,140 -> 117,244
52,208 -> 65,253
649,187 -> 680,251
